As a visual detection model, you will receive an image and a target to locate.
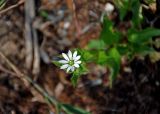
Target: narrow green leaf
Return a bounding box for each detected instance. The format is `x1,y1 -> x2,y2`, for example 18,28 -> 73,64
128,28 -> 160,43
132,43 -> 154,55
131,0 -> 141,27
71,64 -> 88,86
71,73 -> 79,87
62,104 -> 90,114
114,0 -> 129,20
0,0 -> 6,9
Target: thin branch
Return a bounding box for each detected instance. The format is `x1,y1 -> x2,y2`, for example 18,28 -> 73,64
0,0 -> 24,15
0,64 -> 17,76
0,51 -> 59,112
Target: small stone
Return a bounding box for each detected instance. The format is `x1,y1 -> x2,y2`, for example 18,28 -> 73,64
104,3 -> 114,16
155,81 -> 160,86
63,22 -> 70,29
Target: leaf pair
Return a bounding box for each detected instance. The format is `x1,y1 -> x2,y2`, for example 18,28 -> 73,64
97,48 -> 121,87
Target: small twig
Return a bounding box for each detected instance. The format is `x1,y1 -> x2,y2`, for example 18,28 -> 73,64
0,51 -> 29,86
25,0 -> 40,75
25,0 -> 33,70
0,0 -> 24,15
0,51 -> 59,112
0,64 -> 17,76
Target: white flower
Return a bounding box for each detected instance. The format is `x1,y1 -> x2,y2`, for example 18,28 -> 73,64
59,50 -> 81,72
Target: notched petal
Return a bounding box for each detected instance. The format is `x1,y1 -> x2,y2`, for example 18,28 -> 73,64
68,50 -> 72,60
75,60 -> 81,64
74,63 -> 79,68
62,53 -> 69,61
59,60 -> 68,64
73,51 -> 77,59
60,64 -> 69,69
71,66 -> 75,72
67,66 -> 72,72
74,55 -> 81,61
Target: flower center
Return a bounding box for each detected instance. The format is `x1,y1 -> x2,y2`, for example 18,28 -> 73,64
69,60 -> 74,66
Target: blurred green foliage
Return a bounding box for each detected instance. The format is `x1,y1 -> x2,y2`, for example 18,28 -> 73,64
75,0 -> 160,87
0,0 -> 6,10
53,0 -> 160,89
114,0 -> 142,27
52,0 -> 160,113
61,104 -> 90,114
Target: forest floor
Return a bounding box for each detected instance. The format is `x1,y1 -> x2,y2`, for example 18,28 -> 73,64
0,0 -> 160,114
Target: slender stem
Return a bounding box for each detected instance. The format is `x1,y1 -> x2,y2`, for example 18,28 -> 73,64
0,51 -> 59,113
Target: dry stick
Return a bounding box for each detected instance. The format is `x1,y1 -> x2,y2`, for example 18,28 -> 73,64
0,64 -> 17,76
0,0 -> 24,15
30,0 -> 40,75
25,0 -> 40,75
32,27 -> 40,75
0,51 -> 58,112
25,0 -> 33,70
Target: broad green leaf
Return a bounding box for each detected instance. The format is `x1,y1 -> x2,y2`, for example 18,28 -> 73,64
108,48 -> 121,64
100,17 -> 120,45
61,104 -> 90,114
88,39 -> 105,50
128,28 -> 160,43
97,51 -> 114,66
79,50 -> 97,62
107,48 -> 121,87
97,51 -> 108,65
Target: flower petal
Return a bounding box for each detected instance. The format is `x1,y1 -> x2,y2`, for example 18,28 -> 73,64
59,60 -> 68,64
71,66 -> 75,72
60,64 -> 69,69
73,51 -> 77,59
62,53 -> 69,61
74,55 -> 81,61
75,60 -> 81,64
68,50 -> 72,60
66,66 -> 72,72
74,63 -> 79,68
